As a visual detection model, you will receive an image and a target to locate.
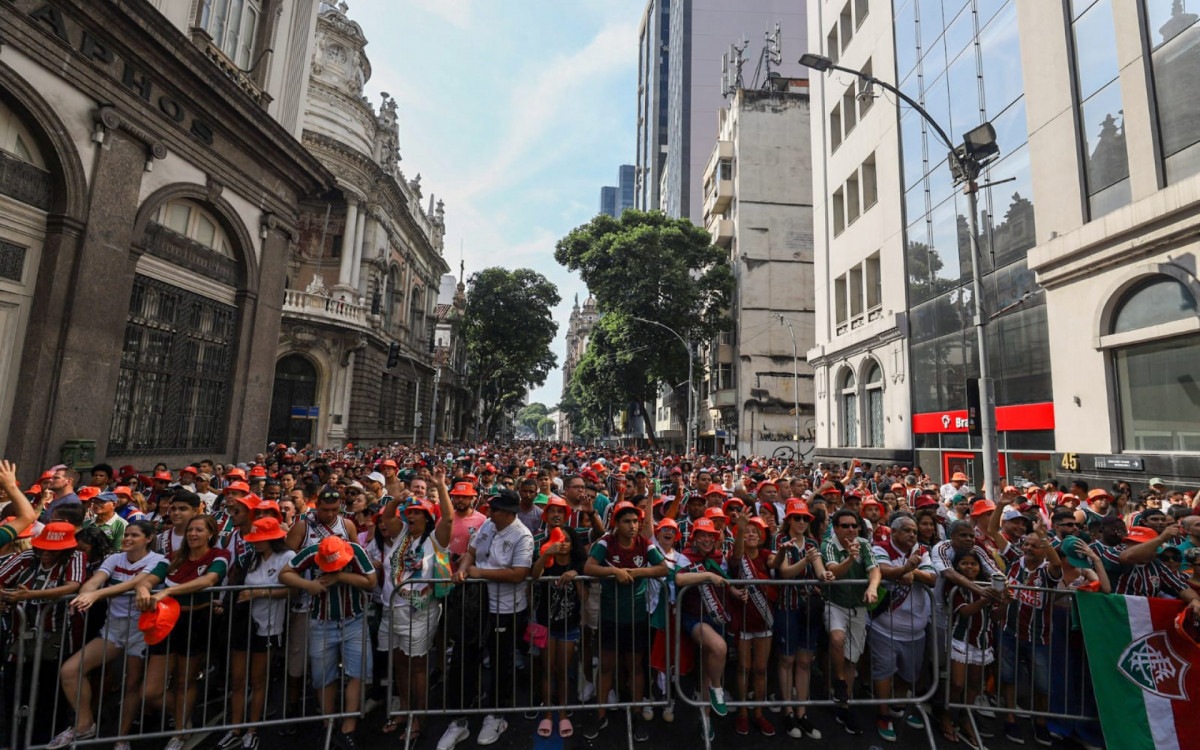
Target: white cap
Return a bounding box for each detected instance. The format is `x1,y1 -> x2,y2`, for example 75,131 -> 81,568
366,471 -> 386,484
1001,507 -> 1023,521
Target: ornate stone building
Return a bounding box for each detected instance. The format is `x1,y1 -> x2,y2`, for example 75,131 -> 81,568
560,294 -> 598,442
0,0 -> 331,471
270,1 -> 450,449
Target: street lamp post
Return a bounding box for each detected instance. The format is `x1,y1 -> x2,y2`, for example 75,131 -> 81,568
800,53 -> 1002,503
632,316 -> 695,455
778,314 -> 802,462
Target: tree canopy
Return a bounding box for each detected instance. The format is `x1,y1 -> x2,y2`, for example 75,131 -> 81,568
463,267 -> 560,439
555,210 -> 733,445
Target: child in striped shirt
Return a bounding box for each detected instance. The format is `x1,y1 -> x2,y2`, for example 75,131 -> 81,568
944,549 -> 995,748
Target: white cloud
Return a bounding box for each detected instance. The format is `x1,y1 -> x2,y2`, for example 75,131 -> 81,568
458,18 -> 637,198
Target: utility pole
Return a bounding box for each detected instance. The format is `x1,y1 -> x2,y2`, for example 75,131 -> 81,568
428,365 -> 441,446
800,53 -> 1001,502
632,316 -> 694,455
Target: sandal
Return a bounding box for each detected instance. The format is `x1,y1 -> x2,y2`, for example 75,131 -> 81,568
381,718 -> 406,734
399,723 -> 421,744
960,729 -> 984,750
941,723 -> 960,744
537,718 -> 553,738
558,717 -> 574,738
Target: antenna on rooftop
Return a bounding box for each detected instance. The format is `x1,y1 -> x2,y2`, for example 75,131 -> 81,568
722,37 -> 749,98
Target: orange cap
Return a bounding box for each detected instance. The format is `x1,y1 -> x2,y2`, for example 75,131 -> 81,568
540,526 -> 567,557
970,499 -> 997,517
1123,526 -> 1158,545
138,597 -> 181,646
316,536 -> 354,572
951,472 -> 969,483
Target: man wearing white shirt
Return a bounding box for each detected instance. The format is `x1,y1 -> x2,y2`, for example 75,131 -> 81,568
444,490 -> 534,748
940,472 -> 970,505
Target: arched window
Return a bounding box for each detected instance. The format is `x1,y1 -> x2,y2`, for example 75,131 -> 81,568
1109,275 -> 1200,452
839,368 -> 858,447
154,199 -> 233,257
384,267 -> 398,330
409,286 -> 424,345
0,99 -> 46,168
865,361 -> 884,447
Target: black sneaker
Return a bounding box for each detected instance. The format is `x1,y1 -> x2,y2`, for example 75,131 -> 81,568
835,708 -> 863,736
1032,723 -> 1052,747
215,731 -> 243,750
582,713 -> 609,740
632,715 -> 650,743
831,679 -> 850,708
334,731 -> 359,750
1003,722 -> 1025,745
784,714 -> 801,739
795,715 -> 822,740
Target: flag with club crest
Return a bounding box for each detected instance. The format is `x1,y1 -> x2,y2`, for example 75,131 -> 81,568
1075,592 -> 1200,750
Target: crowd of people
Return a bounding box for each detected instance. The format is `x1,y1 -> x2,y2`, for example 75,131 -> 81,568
0,444 -> 1196,750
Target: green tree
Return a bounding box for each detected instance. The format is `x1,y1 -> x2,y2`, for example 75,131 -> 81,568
517,402 -> 549,434
464,268 -> 560,439
554,210 -> 733,445
536,416 -> 557,440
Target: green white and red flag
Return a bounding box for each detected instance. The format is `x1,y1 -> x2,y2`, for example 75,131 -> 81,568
1076,592 -> 1200,750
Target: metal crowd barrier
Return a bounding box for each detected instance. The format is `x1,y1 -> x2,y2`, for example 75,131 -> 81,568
5,584 -> 370,750
672,578 -> 941,750
943,584 -> 1103,748
2,575 -> 1107,750
381,575 -> 667,750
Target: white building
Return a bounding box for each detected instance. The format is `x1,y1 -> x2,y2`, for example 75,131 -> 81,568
699,80 -> 816,460
806,0 -> 1200,489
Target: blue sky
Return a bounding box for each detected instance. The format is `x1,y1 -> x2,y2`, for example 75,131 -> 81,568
353,0 -> 643,406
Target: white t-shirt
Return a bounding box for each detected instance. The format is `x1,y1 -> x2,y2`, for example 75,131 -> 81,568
472,519 -> 535,614
243,549 -> 294,636
100,551 -> 168,622
870,541 -> 934,640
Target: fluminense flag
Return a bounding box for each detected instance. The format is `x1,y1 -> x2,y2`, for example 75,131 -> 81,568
1075,592 -> 1200,750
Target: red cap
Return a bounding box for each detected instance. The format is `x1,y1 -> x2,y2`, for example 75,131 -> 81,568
138,597 -> 181,646
244,516 -> 286,542
404,498 -> 438,521
620,462 -> 631,473
655,518 -> 679,534
970,499 -> 996,517
610,501 -> 644,521
230,493 -> 261,511
746,516 -> 769,535
77,486 -> 101,501
862,497 -> 884,510
540,526 -> 567,557
591,462 -> 605,473
784,499 -> 814,520
704,507 -> 727,521
316,536 -> 354,572
249,466 -> 267,478
704,487 -> 727,498
223,481 -> 251,495
915,494 -> 939,509
544,495 -> 570,511
33,522 -> 76,550
380,460 -> 398,470
722,497 -> 745,514
2,516 -> 33,538
690,518 -> 719,536
153,471 -> 172,482
1123,526 -> 1159,545
226,468 -> 247,481
113,486 -> 133,499
254,500 -> 282,519
448,482 -> 477,497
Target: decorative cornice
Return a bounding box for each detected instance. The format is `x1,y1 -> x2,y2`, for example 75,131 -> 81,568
808,320 -> 906,368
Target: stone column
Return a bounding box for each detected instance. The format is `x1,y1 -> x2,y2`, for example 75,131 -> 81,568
349,208 -> 367,293
9,128 -> 145,469
328,352 -> 349,441
337,198 -> 359,288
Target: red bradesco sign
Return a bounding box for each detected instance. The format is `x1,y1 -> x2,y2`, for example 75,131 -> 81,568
912,402 -> 1055,434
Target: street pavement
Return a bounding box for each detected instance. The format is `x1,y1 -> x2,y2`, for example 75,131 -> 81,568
224,702 -> 1098,750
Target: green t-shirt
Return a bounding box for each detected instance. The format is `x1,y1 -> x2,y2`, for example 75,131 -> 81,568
821,537 -> 877,609
589,534 -> 665,624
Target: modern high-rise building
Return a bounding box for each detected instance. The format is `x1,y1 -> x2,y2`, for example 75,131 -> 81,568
600,186 -> 618,217
600,165 -> 637,218
617,164 -> 636,214
807,0 -> 1200,489
636,1 -> 808,222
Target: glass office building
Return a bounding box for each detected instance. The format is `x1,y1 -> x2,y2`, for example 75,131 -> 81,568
894,0 -> 1055,484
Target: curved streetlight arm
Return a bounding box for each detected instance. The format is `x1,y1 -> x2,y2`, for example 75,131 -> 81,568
630,316 -> 689,351
814,61 -> 967,177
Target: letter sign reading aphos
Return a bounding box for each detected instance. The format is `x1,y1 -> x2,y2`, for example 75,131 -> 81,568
14,1 -> 216,146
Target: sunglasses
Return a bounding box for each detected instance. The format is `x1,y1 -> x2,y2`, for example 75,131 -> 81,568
1056,521 -> 1080,527
837,523 -> 860,529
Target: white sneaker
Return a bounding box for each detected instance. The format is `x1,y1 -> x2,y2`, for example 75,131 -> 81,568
580,680 -> 596,702
437,719 -> 470,750
768,692 -> 782,713
475,715 -> 507,746
607,689 -> 619,705
164,738 -> 185,750
115,742 -> 132,750
662,701 -> 675,724
974,694 -> 996,718
641,706 -> 654,721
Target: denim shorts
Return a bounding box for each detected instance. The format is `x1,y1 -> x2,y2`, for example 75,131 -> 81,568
309,615 -> 371,688
773,606 -> 821,656
999,631 -> 1050,695
681,611 -> 724,640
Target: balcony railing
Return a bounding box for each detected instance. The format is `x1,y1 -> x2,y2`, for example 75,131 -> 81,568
282,289 -> 370,328
706,217 -> 733,247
